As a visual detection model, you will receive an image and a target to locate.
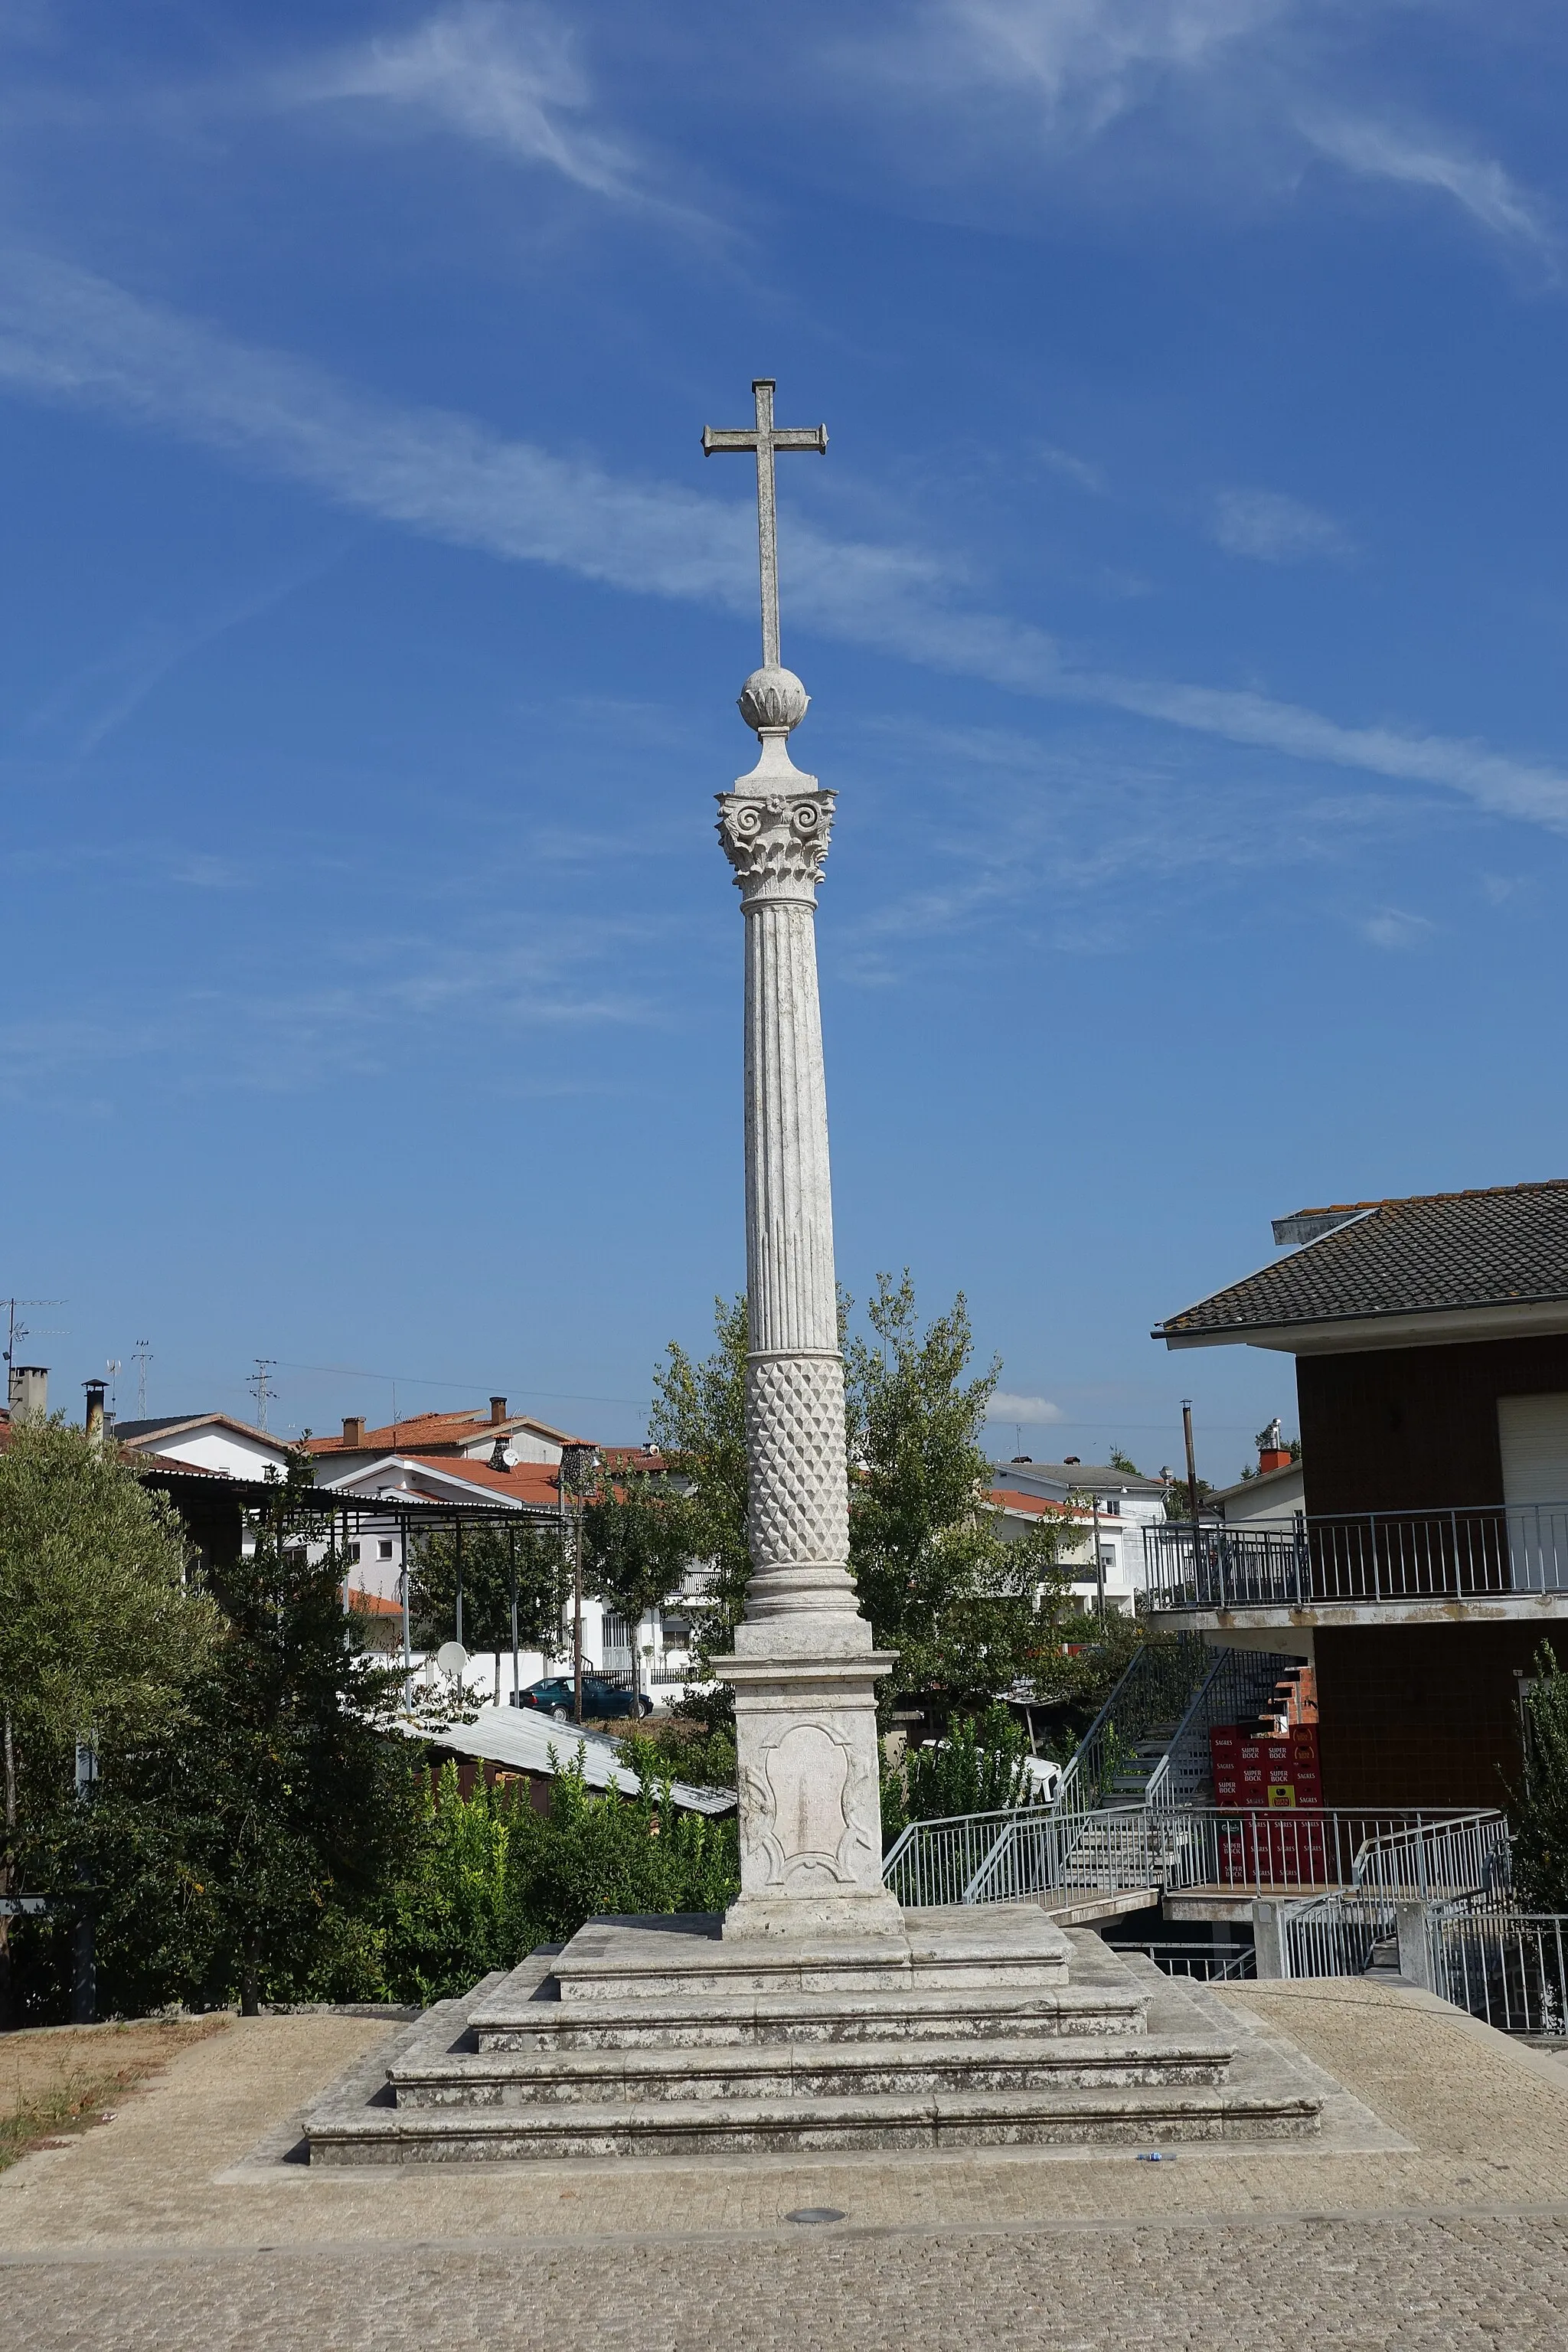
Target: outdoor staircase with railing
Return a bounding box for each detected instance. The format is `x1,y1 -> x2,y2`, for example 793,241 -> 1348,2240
1045,1638 -> 1307,1893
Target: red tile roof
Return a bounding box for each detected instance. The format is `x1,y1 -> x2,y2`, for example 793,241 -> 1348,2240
309,1409 -> 590,1456
989,1488 -> 1078,1518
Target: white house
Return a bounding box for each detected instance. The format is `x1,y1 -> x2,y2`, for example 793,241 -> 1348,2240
313,1440 -> 704,1710
116,1412 -> 294,1480
989,1457 -> 1171,1613
1207,1421 -> 1305,1529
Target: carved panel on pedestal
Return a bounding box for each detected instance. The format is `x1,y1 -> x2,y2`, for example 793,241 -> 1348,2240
738,1720 -> 878,1888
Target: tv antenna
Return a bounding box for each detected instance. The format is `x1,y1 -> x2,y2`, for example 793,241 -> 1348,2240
2,1297 -> 66,1379
250,1357 -> 278,1431
105,1358 -> 122,1413
132,1340 -> 152,1418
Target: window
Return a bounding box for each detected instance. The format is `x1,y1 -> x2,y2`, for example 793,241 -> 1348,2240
377,1538 -> 394,1560
348,1540 -> 362,1564
1099,1498 -> 1121,1517
1098,1546 -> 1116,1570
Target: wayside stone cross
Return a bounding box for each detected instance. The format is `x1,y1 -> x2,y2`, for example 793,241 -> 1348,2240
703,378 -> 827,671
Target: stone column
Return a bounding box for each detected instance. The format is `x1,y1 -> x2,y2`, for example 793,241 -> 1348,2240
715,665 -> 900,1943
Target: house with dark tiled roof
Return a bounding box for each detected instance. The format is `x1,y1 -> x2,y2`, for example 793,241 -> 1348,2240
1148,1178 -> 1568,1809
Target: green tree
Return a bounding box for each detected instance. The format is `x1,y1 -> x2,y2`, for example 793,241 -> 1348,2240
885,1705 -> 1031,1838
374,1754 -> 740,2004
122,1449 -> 420,2014
646,1296 -> 750,1673
580,1463 -> 691,1707
0,1416 -> 214,2019
1107,1446 -> 1141,1475
845,1272 -> 1073,1711
1508,1642 -> 1568,1910
412,1518 -> 570,1696
647,1276 -> 1073,1720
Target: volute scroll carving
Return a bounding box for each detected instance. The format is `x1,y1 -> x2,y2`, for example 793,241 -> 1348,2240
717,789 -> 835,903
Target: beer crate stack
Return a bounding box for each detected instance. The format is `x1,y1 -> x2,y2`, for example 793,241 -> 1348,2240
1209,1722 -> 1326,1886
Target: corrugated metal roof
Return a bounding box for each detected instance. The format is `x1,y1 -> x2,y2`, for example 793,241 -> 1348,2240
396,1700 -> 736,1817
1158,1178 -> 1568,1340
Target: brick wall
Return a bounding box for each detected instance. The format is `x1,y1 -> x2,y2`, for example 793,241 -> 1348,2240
1314,1621 -> 1555,1810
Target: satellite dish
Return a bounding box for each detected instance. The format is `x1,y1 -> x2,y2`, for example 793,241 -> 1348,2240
435,1641 -> 469,1677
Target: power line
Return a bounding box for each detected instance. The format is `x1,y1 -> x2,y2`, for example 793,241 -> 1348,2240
266,1357 -> 650,1410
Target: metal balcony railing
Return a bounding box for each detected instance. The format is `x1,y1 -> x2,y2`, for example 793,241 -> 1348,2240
1143,1503 -> 1568,1612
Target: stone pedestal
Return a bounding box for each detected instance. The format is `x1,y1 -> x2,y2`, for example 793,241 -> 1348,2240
713,668 -> 900,1945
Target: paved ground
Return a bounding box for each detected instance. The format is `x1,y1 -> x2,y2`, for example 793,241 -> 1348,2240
3,1978 -> 1567,2347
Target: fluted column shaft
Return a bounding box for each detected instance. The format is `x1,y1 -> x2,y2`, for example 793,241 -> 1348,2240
718,771 -> 858,1631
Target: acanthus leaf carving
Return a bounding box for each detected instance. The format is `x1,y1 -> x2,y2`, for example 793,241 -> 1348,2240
717,790 -> 835,903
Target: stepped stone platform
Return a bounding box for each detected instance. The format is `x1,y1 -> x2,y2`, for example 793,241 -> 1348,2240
303,1906 -> 1327,2164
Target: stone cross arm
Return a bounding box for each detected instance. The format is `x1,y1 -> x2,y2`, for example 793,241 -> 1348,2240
703,377 -> 828,671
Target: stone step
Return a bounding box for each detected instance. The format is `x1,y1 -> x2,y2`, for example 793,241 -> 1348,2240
390,2032 -> 1235,2108
469,1974 -> 1149,2052
549,1906 -> 1071,2004
306,2077 -> 1322,2164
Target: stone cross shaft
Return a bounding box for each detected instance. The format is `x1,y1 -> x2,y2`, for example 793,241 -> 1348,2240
703,379 -> 827,671
709,382 -> 899,1947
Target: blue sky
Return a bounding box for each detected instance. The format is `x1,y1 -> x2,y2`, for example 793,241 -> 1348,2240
2,1 -> 1566,1480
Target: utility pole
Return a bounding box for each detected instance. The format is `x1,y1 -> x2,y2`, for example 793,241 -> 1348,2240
71,1737 -> 97,2024
1,1298 -> 65,1400
132,1341 -> 152,1419
250,1358 -> 277,1430
1181,1400 -> 1202,1530
560,1446 -> 598,1724
1092,1493 -> 1106,1620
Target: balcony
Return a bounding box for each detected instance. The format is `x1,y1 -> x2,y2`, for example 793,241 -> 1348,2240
1142,1504 -> 1568,1627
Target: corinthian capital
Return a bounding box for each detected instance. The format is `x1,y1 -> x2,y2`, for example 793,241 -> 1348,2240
717,789 -> 836,904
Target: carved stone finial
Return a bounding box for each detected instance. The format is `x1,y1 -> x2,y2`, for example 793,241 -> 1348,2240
738,665 -> 809,737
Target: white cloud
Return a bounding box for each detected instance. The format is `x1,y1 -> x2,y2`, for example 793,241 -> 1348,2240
1036,442 -> 1106,493
1359,905 -> 1433,949
3,250 -> 1567,833
986,1390 -> 1065,1425
1302,113 -> 1552,253
887,0 -> 1282,131
1211,487 -> 1353,564
295,2 -> 639,201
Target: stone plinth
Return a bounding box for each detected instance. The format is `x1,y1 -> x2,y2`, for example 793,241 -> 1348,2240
302,1909 -> 1327,2164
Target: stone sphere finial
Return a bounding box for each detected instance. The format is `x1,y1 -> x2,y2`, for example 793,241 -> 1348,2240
738,665 -> 809,737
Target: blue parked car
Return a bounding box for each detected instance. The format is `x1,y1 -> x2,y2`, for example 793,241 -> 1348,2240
511,1674 -> 653,1721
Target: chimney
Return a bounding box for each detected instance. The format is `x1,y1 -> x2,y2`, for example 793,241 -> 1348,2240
342,1415 -> 367,1449
8,1365 -> 47,1417
489,1395 -> 507,1426
83,1378 -> 106,1450
1257,1416 -> 1292,1475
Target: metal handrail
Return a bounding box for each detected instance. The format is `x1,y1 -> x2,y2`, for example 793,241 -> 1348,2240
881,1800 -> 1507,1909
1143,1501 -> 1568,1612
1144,1645 -> 1305,1814
1050,1635 -> 1213,1819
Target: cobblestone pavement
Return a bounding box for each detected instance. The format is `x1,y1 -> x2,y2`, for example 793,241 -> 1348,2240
2,1980 -> 1567,2347
3,2213 -> 1564,2350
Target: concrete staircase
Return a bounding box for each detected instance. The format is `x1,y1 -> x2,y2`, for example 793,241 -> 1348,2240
304,1906 -> 1326,2163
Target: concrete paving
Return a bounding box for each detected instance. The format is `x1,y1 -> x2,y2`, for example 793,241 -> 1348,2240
2,1977 -> 1566,2345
